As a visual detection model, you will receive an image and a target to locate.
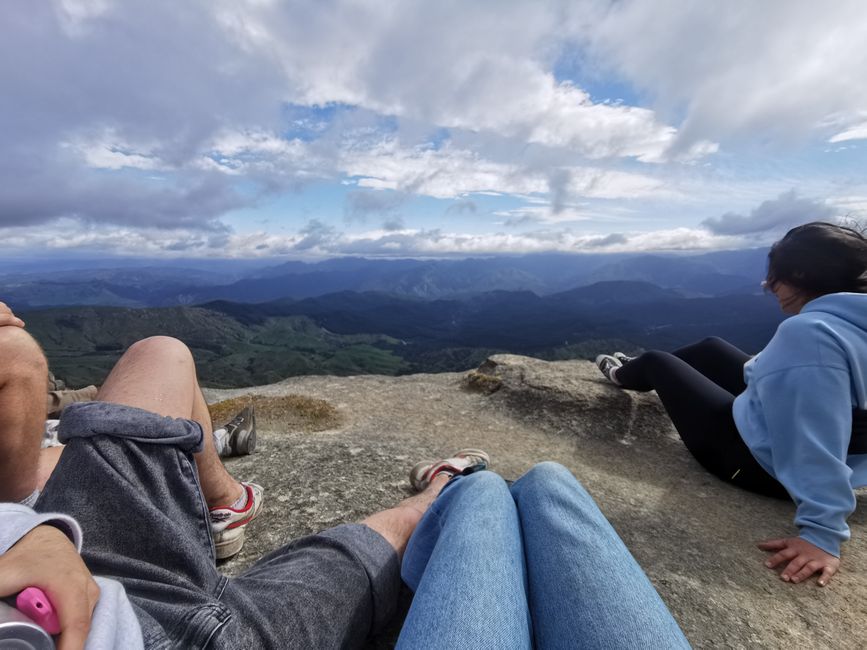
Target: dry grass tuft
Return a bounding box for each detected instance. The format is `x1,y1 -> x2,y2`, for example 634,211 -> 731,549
463,370 -> 503,394
209,394 -> 341,433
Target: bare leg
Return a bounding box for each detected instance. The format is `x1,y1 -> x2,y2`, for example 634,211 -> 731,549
362,473 -> 450,559
0,327 -> 48,502
97,336 -> 243,508
35,446 -> 64,492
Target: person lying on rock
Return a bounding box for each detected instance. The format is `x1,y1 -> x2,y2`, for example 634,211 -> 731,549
595,221 -> 867,587
3,302 -> 257,461
0,311 -> 262,562
0,328 -> 411,648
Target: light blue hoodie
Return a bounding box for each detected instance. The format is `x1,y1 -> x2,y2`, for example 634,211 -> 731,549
733,292 -> 867,557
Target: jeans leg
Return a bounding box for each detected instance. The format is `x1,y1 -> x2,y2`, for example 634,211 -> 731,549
510,463 -> 691,650
397,471 -> 532,650
218,523 -> 401,649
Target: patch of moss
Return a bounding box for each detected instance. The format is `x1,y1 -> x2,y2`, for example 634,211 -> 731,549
463,370 -> 503,394
209,394 -> 341,433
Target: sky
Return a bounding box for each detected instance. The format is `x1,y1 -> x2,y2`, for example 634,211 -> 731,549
1,0 -> 866,260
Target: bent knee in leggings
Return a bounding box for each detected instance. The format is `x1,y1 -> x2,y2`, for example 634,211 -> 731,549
615,349 -> 682,391
638,349 -> 674,364
695,336 -> 748,358
626,349 -> 677,381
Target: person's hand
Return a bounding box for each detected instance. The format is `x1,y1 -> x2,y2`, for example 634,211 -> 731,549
0,301 -> 25,328
0,524 -> 100,650
758,537 -> 840,586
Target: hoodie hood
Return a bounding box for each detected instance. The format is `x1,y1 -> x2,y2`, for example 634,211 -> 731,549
802,292 -> 867,332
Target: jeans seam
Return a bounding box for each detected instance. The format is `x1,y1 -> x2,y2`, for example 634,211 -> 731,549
214,575 -> 230,600
179,451 -> 217,563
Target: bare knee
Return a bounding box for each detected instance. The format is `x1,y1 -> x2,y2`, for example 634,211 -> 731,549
100,336 -> 198,416
125,336 -> 193,365
0,327 -> 48,386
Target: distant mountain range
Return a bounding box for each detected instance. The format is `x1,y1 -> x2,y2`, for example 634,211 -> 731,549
22,280 -> 785,388
1,249 -> 770,310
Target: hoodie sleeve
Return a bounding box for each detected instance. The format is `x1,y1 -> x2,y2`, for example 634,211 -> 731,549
0,502 -> 82,554
1,503 -> 145,650
754,364 -> 855,556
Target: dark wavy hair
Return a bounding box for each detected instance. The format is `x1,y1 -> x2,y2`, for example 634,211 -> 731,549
766,222 -> 867,296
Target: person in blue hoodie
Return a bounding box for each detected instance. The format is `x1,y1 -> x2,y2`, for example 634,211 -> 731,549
596,221 -> 867,587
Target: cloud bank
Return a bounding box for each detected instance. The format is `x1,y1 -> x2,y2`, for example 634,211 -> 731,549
701,191 -> 836,236
0,0 -> 864,257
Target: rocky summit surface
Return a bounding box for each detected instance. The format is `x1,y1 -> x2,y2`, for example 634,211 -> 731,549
204,355 -> 866,649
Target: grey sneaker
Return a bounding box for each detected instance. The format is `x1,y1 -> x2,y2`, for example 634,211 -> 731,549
219,407 -> 256,457
595,354 -> 623,385
410,449 -> 490,491
613,352 -> 637,364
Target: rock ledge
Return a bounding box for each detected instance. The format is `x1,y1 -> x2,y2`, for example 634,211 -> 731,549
206,355 -> 866,649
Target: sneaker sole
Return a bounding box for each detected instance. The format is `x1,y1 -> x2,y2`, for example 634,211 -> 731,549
215,530 -> 247,561
214,485 -> 265,561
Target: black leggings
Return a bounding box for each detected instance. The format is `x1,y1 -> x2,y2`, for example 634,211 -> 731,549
616,337 -> 789,499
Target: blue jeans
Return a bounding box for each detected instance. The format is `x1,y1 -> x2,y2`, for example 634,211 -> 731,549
398,463 -> 691,649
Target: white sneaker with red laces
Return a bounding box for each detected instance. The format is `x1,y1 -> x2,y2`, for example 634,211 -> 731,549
209,481 -> 264,560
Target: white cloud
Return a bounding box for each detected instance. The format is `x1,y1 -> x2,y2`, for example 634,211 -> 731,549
495,205 -> 600,226
62,130 -> 162,171
210,1 -> 712,162
576,0 -> 867,149
345,143 -> 545,198
0,220 -> 754,260
829,121 -> 867,144
288,225 -> 749,257
828,195 -> 867,220
521,82 -> 717,162
53,0 -> 112,36
340,139 -> 672,201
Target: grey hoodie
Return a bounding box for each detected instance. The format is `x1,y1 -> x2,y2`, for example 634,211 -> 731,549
0,503 -> 143,649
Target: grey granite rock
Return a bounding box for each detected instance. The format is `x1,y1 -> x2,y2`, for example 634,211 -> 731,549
205,355 -> 866,649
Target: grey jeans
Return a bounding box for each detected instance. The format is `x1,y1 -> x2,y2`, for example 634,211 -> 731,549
36,402 -> 400,649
